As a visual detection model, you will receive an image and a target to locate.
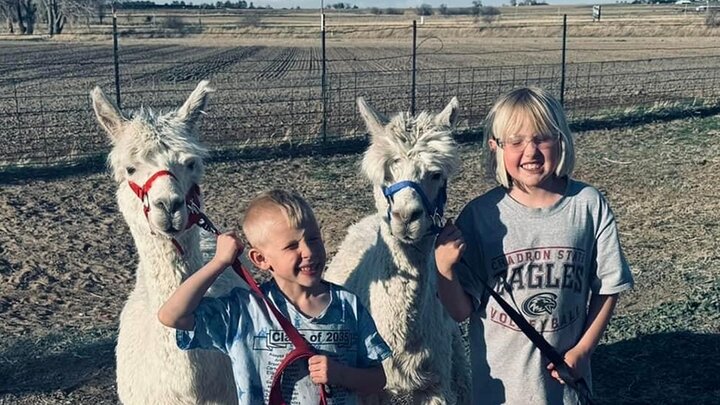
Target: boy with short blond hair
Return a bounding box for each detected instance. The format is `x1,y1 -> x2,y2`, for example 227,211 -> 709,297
159,189 -> 391,404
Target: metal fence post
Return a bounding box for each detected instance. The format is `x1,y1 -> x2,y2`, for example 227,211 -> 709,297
442,70 -> 447,104
560,14 -> 567,107
321,13 -> 327,143
112,1 -> 121,109
469,68 -> 475,125
13,81 -> 21,143
39,97 -> 49,165
411,20 -> 417,116
456,68 -> 461,101
427,74 -> 432,105
337,73 -> 342,119
353,71 -> 358,109
290,86 -> 295,138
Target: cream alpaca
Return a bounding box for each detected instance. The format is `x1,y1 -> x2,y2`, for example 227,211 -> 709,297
91,81 -> 242,404
324,98 -> 470,404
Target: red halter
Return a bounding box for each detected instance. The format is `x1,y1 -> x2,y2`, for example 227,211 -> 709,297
127,170 -> 178,219
128,170 -> 204,255
128,170 -> 328,404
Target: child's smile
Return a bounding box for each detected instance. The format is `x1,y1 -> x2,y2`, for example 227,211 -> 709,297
520,161 -> 543,171
298,262 -> 322,277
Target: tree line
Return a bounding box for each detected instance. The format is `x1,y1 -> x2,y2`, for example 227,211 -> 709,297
1,0 -> 107,35
0,0 -> 516,36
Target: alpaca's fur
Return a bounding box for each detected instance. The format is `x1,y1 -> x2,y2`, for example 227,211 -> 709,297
92,81 -> 243,404
324,98 -> 471,404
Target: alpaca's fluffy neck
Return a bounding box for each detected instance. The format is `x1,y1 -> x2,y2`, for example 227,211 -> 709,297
377,218 -> 439,349
119,189 -> 203,311
379,219 -> 436,296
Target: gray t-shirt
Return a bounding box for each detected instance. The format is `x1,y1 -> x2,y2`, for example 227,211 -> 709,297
454,180 -> 633,405
177,280 -> 391,405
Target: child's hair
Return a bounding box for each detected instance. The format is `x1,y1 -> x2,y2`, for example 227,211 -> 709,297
484,86 -> 575,188
242,189 -> 318,248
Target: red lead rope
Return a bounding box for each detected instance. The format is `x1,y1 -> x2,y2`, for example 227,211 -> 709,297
128,172 -> 328,404
193,211 -> 329,405
229,255 -> 327,405
183,185 -> 328,405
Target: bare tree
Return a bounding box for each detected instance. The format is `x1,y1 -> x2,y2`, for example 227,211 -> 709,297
0,0 -> 15,33
471,0 -> 482,16
478,5 -> 500,23
14,0 -> 26,33
415,3 -> 432,16
41,0 -> 65,35
14,0 -> 37,34
94,0 -> 105,24
38,0 -> 98,36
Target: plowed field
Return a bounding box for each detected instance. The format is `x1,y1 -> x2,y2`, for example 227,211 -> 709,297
3,32 -> 720,168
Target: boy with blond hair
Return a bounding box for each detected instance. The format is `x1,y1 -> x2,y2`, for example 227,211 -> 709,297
159,189 -> 390,404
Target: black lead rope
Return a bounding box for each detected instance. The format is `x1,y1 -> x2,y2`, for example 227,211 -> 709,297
461,258 -> 595,405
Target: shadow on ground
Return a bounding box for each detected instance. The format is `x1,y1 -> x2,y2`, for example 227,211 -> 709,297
1,330 -> 718,404
594,331 -> 720,404
0,331 -> 115,396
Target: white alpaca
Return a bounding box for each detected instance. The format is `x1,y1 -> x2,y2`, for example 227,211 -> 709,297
324,98 -> 470,404
91,81 -> 243,404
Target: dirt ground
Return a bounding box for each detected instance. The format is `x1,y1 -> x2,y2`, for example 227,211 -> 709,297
1,114 -> 719,404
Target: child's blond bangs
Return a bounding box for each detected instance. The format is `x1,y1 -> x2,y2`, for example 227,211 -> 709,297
243,190 -> 318,248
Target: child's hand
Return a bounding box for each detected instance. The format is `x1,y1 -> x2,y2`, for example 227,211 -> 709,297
308,354 -> 342,386
434,219 -> 466,277
214,232 -> 242,267
546,346 -> 590,384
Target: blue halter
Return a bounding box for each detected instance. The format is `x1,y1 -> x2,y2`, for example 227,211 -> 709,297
382,180 -> 447,234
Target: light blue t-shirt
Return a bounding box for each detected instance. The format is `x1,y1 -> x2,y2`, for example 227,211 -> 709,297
177,280 -> 392,405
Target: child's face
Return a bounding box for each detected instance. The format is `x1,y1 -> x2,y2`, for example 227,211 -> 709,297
498,117 -> 561,191
253,212 -> 326,291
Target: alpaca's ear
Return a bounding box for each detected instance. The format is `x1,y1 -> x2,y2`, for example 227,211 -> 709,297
176,80 -> 214,129
434,96 -> 460,128
357,97 -> 388,137
91,86 -> 125,140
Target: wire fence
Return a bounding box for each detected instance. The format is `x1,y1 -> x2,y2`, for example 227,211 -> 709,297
2,14 -> 720,171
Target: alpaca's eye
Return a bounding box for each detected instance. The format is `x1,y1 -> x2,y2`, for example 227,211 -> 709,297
384,161 -> 399,183
126,166 -> 136,175
186,160 -> 196,170
384,169 -> 395,183
430,172 -> 443,181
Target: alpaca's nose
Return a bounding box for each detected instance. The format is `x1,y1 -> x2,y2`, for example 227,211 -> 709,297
392,208 -> 423,223
154,197 -> 184,214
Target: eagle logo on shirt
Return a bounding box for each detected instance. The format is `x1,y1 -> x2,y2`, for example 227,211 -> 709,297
522,292 -> 558,316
